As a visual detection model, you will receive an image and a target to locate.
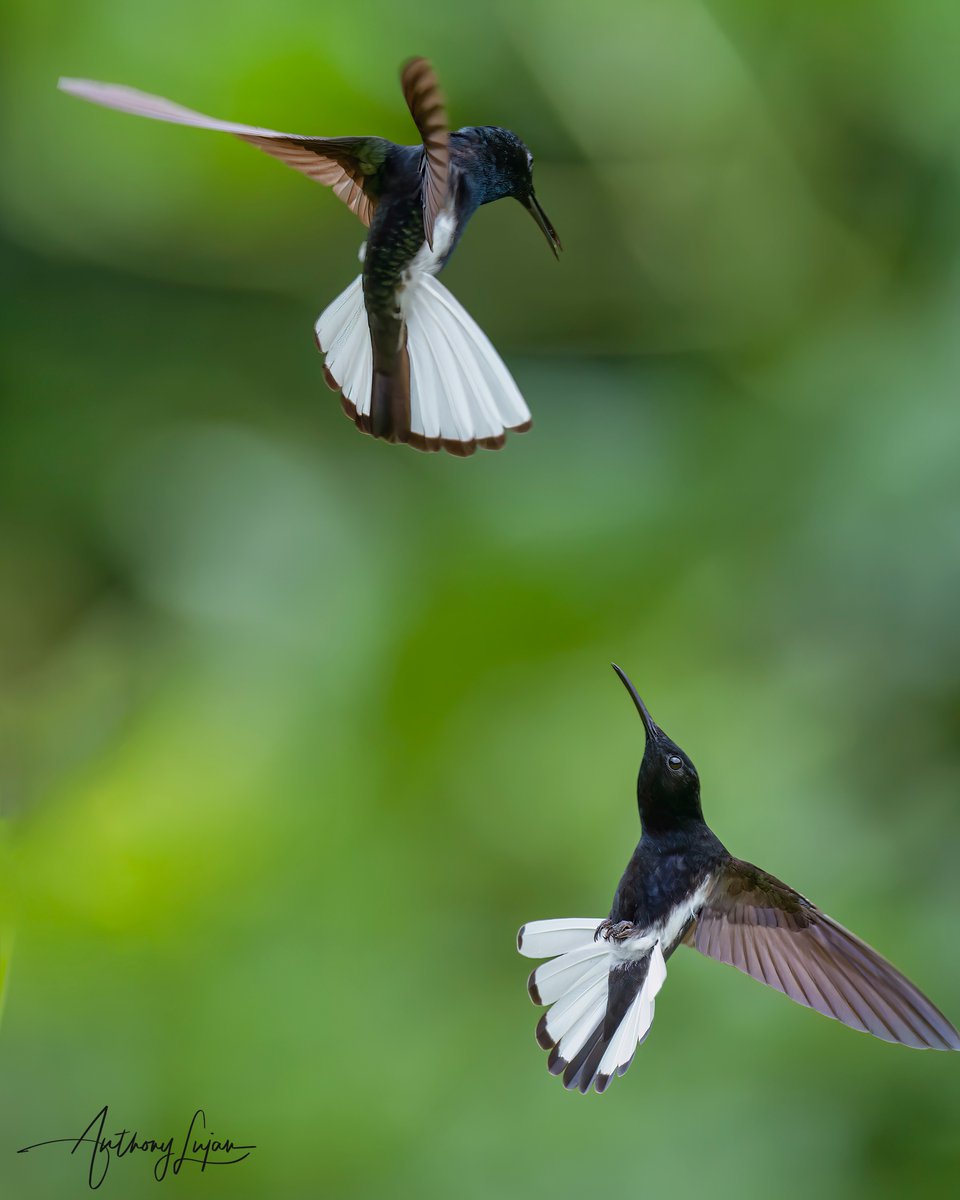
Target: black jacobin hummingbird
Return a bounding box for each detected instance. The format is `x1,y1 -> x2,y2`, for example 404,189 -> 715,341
518,664 -> 960,1093
58,58 -> 560,455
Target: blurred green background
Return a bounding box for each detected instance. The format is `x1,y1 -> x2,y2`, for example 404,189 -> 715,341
2,0 -> 960,1196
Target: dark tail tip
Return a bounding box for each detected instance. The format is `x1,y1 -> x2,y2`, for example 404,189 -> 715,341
370,345 -> 412,443
535,1014 -> 556,1050
527,968 -> 543,1006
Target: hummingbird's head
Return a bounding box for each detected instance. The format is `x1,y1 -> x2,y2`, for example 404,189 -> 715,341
611,664 -> 704,830
456,125 -> 562,258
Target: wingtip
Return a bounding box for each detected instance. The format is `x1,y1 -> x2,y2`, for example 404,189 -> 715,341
57,77 -> 107,99
932,1022 -> 960,1051
399,55 -> 433,85
935,1011 -> 960,1051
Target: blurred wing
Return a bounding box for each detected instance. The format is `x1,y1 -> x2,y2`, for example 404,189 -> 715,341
399,58 -> 450,249
58,78 -> 389,226
691,858 -> 960,1050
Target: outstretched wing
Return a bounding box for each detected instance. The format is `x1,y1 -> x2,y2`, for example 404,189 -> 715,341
689,858 -> 960,1050
399,58 -> 450,249
58,78 -> 389,227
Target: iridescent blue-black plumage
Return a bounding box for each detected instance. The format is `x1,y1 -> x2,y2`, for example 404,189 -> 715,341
607,664 -> 960,1049
357,122 -> 559,442
520,666 -> 959,1095
58,58 -> 559,454
445,126 -> 561,262
361,125 -> 559,305
606,664 -> 727,939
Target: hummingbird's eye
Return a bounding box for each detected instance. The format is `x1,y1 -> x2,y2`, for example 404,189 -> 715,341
667,755 -> 683,771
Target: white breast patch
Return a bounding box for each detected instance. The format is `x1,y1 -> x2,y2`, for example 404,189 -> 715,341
400,205 -> 458,313
608,878 -> 713,964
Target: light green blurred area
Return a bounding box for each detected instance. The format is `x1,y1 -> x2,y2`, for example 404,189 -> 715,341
2,1 -> 960,1196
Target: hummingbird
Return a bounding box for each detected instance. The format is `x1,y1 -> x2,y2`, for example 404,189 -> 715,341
518,664 -> 960,1093
57,58 -> 561,456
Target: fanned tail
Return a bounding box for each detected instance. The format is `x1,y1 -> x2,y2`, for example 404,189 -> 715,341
518,918 -> 667,1094
315,274 -> 532,455
315,275 -> 374,433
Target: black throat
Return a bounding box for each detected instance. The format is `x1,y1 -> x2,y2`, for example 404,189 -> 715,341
636,746 -> 707,836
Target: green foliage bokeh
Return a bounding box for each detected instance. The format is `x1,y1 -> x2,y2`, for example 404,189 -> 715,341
1,1 -> 959,1197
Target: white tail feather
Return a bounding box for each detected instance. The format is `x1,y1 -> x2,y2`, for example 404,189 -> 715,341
530,943 -> 609,1005
315,276 -> 372,416
520,918 -> 669,1092
648,938 -> 668,992
517,918 -> 605,959
315,271 -> 532,450
413,278 -> 531,431
599,994 -> 642,1078
598,941 -> 667,1079
557,990 -> 609,1063
542,970 -> 608,1043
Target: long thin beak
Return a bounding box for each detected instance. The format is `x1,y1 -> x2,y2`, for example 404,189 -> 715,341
611,663 -> 660,744
522,191 -> 562,258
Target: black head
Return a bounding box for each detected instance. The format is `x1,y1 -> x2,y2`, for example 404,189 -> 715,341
611,664 -> 704,832
454,125 -> 561,257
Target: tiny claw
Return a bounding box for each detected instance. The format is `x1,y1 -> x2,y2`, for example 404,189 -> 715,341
596,919 -> 635,943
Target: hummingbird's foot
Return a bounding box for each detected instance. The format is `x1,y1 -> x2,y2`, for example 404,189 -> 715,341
595,919 -> 635,943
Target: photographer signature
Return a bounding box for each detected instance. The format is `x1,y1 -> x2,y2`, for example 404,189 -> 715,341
18,1104 -> 256,1189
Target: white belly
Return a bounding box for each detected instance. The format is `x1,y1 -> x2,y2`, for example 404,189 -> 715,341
399,208 -> 458,314
609,878 -> 713,964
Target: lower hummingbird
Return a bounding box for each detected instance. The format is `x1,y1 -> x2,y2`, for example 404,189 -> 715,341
58,58 -> 560,456
518,664 -> 960,1093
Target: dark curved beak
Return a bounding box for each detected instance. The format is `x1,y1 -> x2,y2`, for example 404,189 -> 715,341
522,191 -> 562,258
611,663 -> 660,745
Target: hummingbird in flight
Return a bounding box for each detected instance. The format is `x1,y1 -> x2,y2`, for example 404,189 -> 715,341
518,664 -> 960,1093
58,58 -> 561,456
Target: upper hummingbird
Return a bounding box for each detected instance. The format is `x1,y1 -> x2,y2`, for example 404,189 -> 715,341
518,664 -> 960,1093
58,58 -> 560,456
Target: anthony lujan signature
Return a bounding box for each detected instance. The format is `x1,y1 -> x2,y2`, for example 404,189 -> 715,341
18,1104 -> 256,1189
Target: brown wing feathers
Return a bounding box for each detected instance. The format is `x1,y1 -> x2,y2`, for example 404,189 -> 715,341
62,63 -> 451,235
692,860 -> 960,1050
239,134 -> 381,226
57,78 -> 384,226
400,57 -> 451,248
